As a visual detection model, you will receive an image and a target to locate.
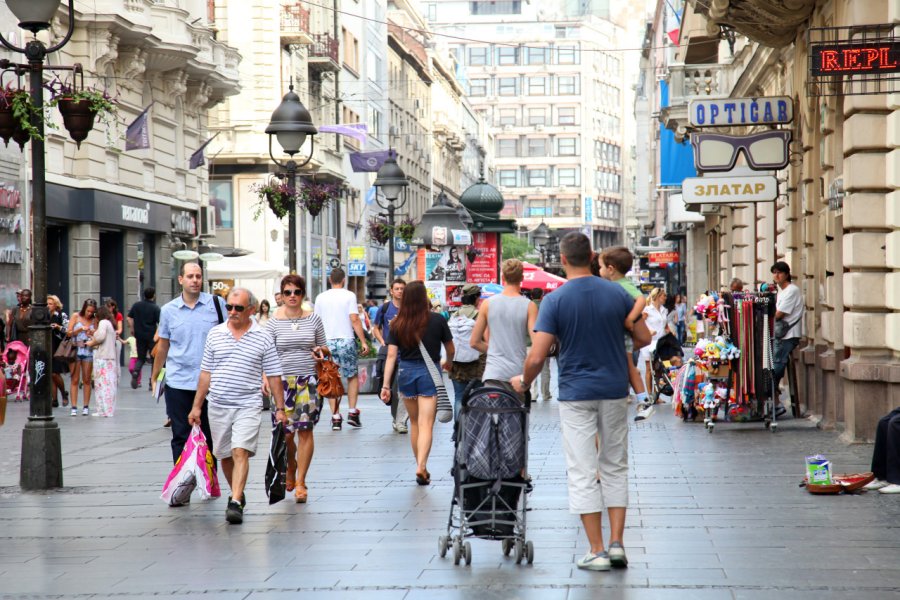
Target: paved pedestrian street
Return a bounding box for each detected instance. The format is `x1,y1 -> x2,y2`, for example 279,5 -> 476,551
1,381 -> 899,600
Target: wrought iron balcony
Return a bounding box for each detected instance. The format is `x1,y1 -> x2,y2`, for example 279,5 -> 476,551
280,3 -> 313,45
308,33 -> 340,71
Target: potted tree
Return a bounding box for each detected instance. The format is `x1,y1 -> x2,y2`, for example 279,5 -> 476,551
48,79 -> 117,148
367,215 -> 392,245
251,179 -> 296,220
299,181 -> 338,217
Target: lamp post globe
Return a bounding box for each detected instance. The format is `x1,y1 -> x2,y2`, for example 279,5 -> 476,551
533,222 -> 551,249
373,155 -> 408,200
265,85 -> 318,156
7,0 -> 61,33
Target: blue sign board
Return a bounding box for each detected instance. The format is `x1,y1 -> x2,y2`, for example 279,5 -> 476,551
394,238 -> 410,252
584,196 -> 593,222
688,96 -> 793,127
348,261 -> 367,276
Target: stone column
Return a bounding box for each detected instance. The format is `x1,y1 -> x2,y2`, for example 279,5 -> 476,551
70,223 -> 100,310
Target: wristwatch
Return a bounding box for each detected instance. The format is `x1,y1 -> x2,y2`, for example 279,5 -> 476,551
518,374 -> 530,388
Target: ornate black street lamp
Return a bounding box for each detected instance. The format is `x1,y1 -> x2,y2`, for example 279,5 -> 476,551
0,0 -> 77,490
373,153 -> 408,277
265,84 -> 317,273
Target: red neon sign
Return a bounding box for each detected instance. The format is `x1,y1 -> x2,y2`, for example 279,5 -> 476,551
811,42 -> 900,76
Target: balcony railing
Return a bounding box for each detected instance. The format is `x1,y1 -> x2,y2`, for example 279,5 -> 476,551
281,3 -> 311,34
388,21 -> 428,71
309,33 -> 340,69
667,63 -> 732,106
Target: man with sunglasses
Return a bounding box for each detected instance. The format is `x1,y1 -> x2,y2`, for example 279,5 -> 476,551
190,287 -> 286,524
153,262 -> 228,499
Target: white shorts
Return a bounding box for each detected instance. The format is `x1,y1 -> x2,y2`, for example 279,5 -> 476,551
208,404 -> 262,460
558,398 -> 629,514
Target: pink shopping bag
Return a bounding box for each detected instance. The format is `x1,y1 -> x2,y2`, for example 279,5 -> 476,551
160,426 -> 219,505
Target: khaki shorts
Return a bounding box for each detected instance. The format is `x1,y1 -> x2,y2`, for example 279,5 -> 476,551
208,404 -> 262,460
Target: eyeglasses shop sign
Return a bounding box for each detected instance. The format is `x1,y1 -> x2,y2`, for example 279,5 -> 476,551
688,96 -> 793,127
682,175 -> 778,204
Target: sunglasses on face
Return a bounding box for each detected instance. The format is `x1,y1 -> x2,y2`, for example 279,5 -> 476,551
225,304 -> 247,312
281,289 -> 303,297
690,130 -> 792,171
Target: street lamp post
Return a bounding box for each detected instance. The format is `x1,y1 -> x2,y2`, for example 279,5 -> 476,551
0,0 -> 77,490
265,84 -> 317,273
373,154 -> 408,280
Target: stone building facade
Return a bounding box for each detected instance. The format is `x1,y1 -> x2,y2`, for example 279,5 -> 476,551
649,0 -> 900,441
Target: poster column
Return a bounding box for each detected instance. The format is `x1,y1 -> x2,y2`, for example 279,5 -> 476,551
417,246 -> 467,308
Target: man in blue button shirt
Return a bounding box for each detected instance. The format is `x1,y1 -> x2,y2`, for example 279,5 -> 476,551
152,262 -> 227,474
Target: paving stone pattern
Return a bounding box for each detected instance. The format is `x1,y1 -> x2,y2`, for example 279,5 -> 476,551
0,378 -> 899,599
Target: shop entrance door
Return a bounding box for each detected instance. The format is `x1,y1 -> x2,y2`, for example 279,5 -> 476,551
47,224 -> 70,308
99,230 -> 124,306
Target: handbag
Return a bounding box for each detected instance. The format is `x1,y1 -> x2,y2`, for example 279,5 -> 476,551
315,347 -> 345,399
54,338 -> 77,361
774,315 -> 801,339
264,423 -> 287,505
418,340 -> 453,423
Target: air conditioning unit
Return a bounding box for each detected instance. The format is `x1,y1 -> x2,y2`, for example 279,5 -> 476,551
502,124 -> 512,131
535,124 -> 544,131
199,205 -> 216,237
389,125 -> 398,136
700,204 -> 721,215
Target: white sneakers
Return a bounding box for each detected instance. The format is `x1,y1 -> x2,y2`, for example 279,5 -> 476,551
863,479 -> 900,494
634,403 -> 654,422
576,543 -> 628,571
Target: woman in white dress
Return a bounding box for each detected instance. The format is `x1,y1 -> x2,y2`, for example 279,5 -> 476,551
640,287 -> 669,398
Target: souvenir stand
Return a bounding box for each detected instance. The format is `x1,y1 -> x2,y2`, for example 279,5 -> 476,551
673,291 -> 778,432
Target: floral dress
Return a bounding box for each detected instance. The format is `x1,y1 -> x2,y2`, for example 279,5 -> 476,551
264,313 -> 327,433
91,319 -> 119,417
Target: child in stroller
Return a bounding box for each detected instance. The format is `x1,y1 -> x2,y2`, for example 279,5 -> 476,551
3,341 -> 30,402
649,333 -> 684,404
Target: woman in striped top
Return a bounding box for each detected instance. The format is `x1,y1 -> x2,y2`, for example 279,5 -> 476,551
264,274 -> 327,503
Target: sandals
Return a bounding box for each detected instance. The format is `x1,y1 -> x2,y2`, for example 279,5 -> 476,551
415,471 -> 431,486
295,485 -> 308,503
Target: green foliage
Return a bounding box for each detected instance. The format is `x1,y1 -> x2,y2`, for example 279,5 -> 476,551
501,233 -> 534,261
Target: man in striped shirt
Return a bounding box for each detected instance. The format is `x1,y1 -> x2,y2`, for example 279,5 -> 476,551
189,287 -> 286,525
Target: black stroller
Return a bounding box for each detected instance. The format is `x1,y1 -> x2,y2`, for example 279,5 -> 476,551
438,382 -> 533,566
649,333 -> 684,403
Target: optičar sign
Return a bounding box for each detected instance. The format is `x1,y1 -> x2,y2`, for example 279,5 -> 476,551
689,97 -> 793,127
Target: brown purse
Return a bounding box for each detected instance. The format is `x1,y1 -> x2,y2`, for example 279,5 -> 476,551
315,347 -> 345,399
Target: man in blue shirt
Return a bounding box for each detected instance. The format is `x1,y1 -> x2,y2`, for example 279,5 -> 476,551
511,232 -> 650,572
373,278 -> 408,433
152,262 -> 227,477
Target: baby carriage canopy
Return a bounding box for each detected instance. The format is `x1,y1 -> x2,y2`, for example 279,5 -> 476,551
653,332 -> 683,362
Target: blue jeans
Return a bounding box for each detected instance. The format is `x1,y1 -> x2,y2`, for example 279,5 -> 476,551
452,379 -> 469,419
773,337 -> 800,390
676,322 -> 686,346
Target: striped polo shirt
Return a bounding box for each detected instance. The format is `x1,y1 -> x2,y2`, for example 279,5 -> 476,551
200,321 -> 283,408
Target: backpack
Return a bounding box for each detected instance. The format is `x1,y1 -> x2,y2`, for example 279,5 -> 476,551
448,309 -> 480,363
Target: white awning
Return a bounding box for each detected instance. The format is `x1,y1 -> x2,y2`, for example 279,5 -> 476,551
204,255 -> 289,280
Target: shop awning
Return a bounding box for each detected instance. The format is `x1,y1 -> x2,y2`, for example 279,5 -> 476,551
204,255 -> 289,280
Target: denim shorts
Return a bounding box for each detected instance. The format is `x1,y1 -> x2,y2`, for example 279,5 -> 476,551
397,359 -> 437,398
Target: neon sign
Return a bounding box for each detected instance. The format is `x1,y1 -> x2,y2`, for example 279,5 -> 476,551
811,42 -> 900,76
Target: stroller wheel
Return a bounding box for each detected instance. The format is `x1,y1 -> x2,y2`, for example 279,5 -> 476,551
501,538 -> 513,557
514,540 -> 524,564
452,539 -> 462,565
525,540 -> 534,564
438,535 -> 449,558
463,542 -> 472,566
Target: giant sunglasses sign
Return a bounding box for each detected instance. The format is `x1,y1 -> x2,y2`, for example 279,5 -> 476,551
689,96 -> 793,127
690,130 -> 792,172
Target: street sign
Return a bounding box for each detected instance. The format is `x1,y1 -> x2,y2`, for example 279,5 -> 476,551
688,96 -> 792,127
394,238 -> 410,252
682,175 -> 778,204
348,261 -> 367,276
328,257 -> 341,269
584,195 -> 593,223
648,251 -> 679,265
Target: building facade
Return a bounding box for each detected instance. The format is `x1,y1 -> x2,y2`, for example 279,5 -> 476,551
39,0 -> 240,311
425,0 -> 631,249
644,0 -> 900,441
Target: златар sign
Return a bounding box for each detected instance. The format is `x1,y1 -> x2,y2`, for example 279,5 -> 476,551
682,175 -> 778,204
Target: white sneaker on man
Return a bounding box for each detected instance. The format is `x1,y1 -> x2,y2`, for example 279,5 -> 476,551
608,542 -> 628,568
878,483 -> 900,494
634,403 -> 654,422
863,479 -> 888,491
576,551 -> 611,571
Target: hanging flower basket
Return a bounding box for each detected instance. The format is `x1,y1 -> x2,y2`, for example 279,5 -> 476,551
48,78 -> 118,148
299,182 -> 338,218
0,87 -> 40,149
251,180 -> 296,220
367,215 -> 392,246
395,217 -> 417,244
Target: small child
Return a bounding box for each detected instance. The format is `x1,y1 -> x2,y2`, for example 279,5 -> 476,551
597,246 -> 654,421
125,335 -> 139,384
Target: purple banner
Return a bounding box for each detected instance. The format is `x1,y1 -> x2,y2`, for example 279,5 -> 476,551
318,123 -> 368,144
349,149 -> 392,172
125,104 -> 152,151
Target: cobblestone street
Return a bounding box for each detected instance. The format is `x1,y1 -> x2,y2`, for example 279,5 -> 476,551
1,380 -> 899,599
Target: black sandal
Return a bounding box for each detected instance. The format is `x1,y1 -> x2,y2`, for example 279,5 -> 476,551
416,471 -> 431,486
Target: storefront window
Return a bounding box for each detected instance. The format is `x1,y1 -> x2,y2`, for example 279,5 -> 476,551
209,180 -> 234,229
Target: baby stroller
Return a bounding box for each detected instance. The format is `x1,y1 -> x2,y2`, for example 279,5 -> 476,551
3,341 -> 30,402
438,382 -> 533,566
650,333 -> 683,403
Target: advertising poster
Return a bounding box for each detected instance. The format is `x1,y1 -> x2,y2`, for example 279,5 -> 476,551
425,281 -> 445,307
445,285 -> 463,307
467,232 -> 498,284
418,248 -> 444,281
440,246 -> 466,283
